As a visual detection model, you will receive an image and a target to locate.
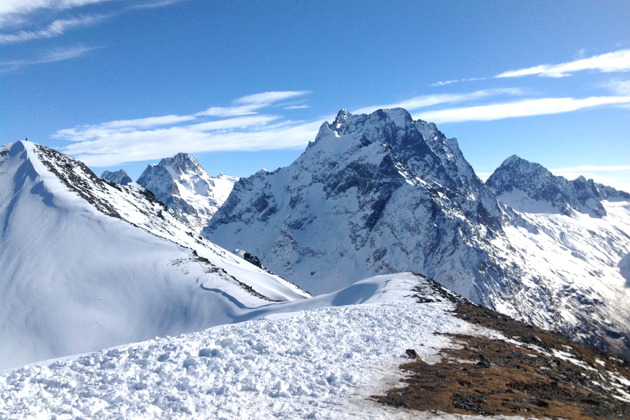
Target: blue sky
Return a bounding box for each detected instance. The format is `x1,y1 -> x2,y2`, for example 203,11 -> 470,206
2,0 -> 630,191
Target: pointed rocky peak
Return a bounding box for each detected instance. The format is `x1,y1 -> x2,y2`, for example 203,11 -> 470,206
137,152 -> 238,232
101,169 -> 132,185
166,152 -> 203,173
486,155 -> 610,217
486,155 -> 554,195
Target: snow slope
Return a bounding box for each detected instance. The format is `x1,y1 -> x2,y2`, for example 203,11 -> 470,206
3,273 -> 628,419
137,153 -> 238,232
0,273 -> 492,419
0,141 -> 306,369
204,108 -> 630,357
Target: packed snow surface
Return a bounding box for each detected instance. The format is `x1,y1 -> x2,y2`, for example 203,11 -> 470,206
0,274 -> 492,419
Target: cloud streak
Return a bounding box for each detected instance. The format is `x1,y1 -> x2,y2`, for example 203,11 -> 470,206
0,15 -> 103,44
353,89 -> 524,115
0,0 -> 111,28
0,45 -> 101,71
54,91 -> 318,166
496,49 -> 630,79
415,96 -> 630,123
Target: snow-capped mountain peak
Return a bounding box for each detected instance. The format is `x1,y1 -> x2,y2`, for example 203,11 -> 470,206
486,154 -> 629,217
204,108 -> 630,358
137,152 -> 238,232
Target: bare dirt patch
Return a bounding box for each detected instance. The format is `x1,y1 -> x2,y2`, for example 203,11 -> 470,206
373,293 -> 630,418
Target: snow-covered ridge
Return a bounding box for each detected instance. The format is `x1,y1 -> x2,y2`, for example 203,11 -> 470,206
3,272 -> 628,419
137,153 -> 238,233
0,141 -> 306,369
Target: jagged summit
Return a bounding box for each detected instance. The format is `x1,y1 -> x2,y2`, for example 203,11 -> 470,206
137,152 -> 238,232
486,154 -> 629,217
206,108 -> 504,296
101,169 -> 132,185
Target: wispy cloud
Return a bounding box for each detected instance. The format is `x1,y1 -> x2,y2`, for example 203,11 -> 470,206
54,91 -> 318,166
551,164 -> 630,174
0,15 -> 103,44
130,0 -> 189,10
415,95 -> 630,124
0,45 -> 101,71
496,49 -> 630,79
353,89 -> 524,115
0,0 -> 111,28
284,105 -> 310,110
602,79 -> 630,96
196,91 -> 310,117
431,77 -> 487,87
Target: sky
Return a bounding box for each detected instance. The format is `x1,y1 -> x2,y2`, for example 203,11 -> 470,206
1,0 -> 630,192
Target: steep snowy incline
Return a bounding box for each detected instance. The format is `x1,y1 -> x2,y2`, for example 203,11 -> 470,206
137,153 -> 238,232
0,141 -> 306,369
204,108 -> 630,357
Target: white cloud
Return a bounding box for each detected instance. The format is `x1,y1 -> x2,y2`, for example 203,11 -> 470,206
284,105 -> 310,110
551,164 -> 630,174
54,91 -> 321,167
0,15 -> 103,44
64,120 -> 322,167
602,80 -> 630,96
0,45 -> 101,71
430,77 -> 487,87
496,49 -> 630,79
196,91 -> 310,117
0,0 -> 110,28
415,96 -> 630,123
353,89 -> 524,115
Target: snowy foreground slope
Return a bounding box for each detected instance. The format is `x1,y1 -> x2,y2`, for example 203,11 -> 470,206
204,108 -> 630,357
0,141 -> 306,369
2,273 -> 629,419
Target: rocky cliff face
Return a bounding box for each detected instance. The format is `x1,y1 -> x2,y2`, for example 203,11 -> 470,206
137,153 -> 237,232
204,108 -> 630,358
101,169 -> 132,185
206,108 -> 506,299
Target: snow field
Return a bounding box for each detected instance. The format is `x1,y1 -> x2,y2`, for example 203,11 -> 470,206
0,300 -> 482,419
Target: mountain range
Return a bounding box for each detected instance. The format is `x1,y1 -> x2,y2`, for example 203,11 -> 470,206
201,108 -> 630,357
2,107 -> 629,365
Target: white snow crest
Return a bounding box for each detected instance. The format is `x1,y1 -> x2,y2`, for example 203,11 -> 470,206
0,296 -> 476,419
